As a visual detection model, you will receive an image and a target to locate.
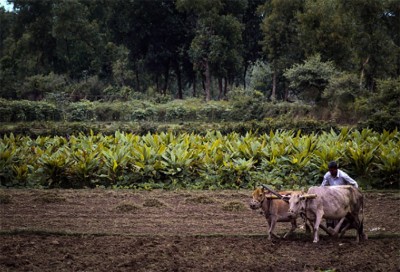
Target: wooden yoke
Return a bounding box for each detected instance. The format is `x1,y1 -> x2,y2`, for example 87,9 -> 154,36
300,194 -> 317,199
265,194 -> 281,199
261,184 -> 289,202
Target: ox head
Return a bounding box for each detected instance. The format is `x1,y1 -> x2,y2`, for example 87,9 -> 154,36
249,187 -> 266,210
288,192 -> 306,217
288,191 -> 316,216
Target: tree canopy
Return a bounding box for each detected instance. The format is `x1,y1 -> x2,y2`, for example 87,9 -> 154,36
0,0 -> 399,103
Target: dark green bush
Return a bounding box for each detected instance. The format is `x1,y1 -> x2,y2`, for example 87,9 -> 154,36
0,99 -> 61,122
65,100 -> 95,121
355,77 -> 400,131
94,103 -> 123,121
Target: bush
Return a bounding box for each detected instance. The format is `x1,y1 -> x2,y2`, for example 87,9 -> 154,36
0,99 -> 61,122
94,102 -> 123,121
66,100 -> 95,121
356,77 -> 400,131
17,73 -> 68,101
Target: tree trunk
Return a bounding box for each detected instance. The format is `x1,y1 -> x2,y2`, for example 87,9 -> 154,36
162,61 -> 170,96
176,64 -> 183,99
284,86 -> 289,101
359,56 -> 369,91
135,69 -> 141,93
218,77 -> 223,100
243,64 -> 248,90
223,77 -> 228,98
155,74 -> 160,94
192,74 -> 197,97
204,60 -> 211,101
271,70 -> 277,101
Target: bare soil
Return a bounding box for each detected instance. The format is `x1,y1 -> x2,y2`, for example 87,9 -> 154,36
0,189 -> 399,272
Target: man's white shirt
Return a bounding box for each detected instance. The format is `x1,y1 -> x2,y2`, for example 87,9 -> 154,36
321,169 -> 358,188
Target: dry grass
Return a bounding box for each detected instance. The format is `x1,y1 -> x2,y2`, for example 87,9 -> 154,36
222,201 -> 246,212
185,195 -> 216,204
33,192 -> 66,203
142,198 -> 164,207
0,192 -> 12,204
115,201 -> 141,213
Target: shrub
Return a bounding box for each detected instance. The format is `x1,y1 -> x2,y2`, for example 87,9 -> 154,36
0,99 -> 61,122
94,102 -> 122,121
356,77 -> 400,131
66,100 -> 95,121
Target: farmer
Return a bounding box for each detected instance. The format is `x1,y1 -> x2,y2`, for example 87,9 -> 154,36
321,161 -> 359,228
321,161 -> 358,188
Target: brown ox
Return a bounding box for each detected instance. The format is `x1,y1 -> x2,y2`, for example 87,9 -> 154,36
249,187 -> 310,240
288,186 -> 367,243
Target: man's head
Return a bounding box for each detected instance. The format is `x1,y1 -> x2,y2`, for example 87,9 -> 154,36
328,161 -> 338,177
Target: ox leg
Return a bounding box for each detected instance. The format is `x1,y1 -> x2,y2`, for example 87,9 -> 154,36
283,219 -> 297,239
313,212 -> 324,243
268,217 -> 281,240
305,221 -> 312,234
319,224 -> 335,236
338,220 -> 352,238
330,217 -> 346,237
347,214 -> 367,243
266,218 -> 272,240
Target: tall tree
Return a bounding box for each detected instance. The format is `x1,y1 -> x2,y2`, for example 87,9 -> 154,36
340,0 -> 399,90
259,0 -> 304,101
241,0 -> 264,89
297,0 -> 353,70
8,0 -> 56,76
51,0 -> 102,79
177,0 -> 244,101
0,7 -> 17,98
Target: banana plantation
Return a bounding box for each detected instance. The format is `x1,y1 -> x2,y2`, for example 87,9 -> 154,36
1,128 -> 398,189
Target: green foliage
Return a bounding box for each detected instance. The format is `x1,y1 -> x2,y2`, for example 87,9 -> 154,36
18,73 -> 68,100
356,77 -> 400,131
284,54 -> 339,102
0,129 -> 398,189
65,100 -> 95,122
297,0 -> 353,69
0,99 -> 61,122
1,0 -> 398,104
322,73 -> 360,122
246,60 -> 272,95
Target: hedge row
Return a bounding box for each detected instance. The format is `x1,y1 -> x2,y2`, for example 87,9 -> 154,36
0,120 -> 338,138
0,98 -> 318,123
1,98 -> 398,132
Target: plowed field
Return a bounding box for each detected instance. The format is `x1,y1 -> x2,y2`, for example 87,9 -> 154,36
1,189 -> 399,271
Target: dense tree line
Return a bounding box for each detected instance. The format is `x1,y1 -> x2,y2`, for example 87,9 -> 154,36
0,0 -> 399,106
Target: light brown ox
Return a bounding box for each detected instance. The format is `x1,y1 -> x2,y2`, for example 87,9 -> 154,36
249,187 -> 310,240
288,186 -> 367,243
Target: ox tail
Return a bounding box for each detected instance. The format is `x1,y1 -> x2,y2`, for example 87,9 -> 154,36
359,194 -> 366,240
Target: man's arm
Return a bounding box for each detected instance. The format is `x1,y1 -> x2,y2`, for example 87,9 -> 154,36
321,173 -> 330,186
341,171 -> 358,188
